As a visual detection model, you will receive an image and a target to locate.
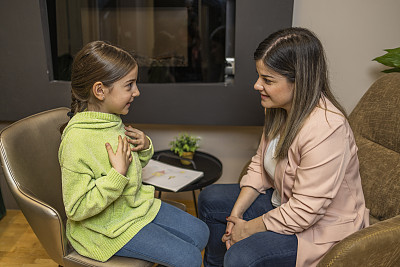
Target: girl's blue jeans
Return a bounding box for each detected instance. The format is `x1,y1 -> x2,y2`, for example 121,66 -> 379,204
115,201 -> 209,267
198,184 -> 298,267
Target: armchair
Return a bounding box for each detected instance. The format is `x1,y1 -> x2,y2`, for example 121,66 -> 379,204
0,108 -> 153,266
317,73 -> 400,266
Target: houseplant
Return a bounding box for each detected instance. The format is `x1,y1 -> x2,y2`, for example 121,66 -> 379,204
373,47 -> 400,73
169,133 -> 201,165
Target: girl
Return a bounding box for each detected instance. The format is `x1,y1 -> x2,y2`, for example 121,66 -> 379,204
59,41 -> 209,267
198,27 -> 369,267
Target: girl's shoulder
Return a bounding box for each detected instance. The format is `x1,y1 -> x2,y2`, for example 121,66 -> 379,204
59,127 -> 90,158
61,126 -> 90,143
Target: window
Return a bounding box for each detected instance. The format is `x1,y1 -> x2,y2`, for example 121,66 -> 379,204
40,0 -> 293,125
46,0 -> 235,84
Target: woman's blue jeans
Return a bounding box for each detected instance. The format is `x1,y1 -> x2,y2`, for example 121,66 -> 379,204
198,184 -> 298,267
115,201 -> 209,267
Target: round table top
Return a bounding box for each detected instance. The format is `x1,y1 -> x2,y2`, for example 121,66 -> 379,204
151,150 -> 223,192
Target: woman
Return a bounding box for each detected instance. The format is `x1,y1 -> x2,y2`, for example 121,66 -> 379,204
198,27 -> 369,267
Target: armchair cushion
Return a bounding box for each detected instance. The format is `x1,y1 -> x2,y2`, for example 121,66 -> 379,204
317,215 -> 400,267
349,73 -> 400,222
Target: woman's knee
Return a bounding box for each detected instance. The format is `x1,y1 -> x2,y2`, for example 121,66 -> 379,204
224,245 -> 264,267
198,184 -> 239,215
198,184 -> 240,225
198,184 -> 225,204
224,232 -> 298,267
198,184 -> 221,218
224,245 -> 248,267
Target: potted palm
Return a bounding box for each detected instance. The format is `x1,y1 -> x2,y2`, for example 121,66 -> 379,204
169,133 -> 201,165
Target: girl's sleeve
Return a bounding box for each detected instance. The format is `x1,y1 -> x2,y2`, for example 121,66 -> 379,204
240,133 -> 274,194
137,135 -> 154,168
263,120 -> 352,234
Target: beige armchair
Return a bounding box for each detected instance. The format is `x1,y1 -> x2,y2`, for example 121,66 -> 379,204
0,108 -> 153,266
317,73 -> 400,266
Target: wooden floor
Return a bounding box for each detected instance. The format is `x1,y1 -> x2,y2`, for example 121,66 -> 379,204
0,191 -> 200,267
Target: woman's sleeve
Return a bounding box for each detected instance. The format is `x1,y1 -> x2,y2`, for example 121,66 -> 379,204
240,133 -> 273,194
138,136 -> 154,168
263,120 -> 352,234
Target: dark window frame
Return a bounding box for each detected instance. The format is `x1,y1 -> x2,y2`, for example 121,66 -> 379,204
40,0 -> 294,125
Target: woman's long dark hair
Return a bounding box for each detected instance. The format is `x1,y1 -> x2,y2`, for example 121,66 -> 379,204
254,27 -> 347,159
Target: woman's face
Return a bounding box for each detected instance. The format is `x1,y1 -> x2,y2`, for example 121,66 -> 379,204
254,60 -> 294,112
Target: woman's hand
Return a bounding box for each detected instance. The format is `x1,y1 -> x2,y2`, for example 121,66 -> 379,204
223,215 -> 267,249
124,125 -> 150,152
222,221 -> 235,249
222,187 -> 261,249
105,135 -> 132,176
223,216 -> 252,247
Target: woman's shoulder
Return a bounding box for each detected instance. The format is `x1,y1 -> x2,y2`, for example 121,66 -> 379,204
295,99 -> 350,148
307,98 -> 347,129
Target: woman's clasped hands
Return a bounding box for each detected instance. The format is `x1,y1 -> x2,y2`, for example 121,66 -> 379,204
222,216 -> 250,250
222,215 -> 267,249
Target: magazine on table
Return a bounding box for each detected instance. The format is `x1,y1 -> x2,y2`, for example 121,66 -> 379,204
142,159 -> 204,192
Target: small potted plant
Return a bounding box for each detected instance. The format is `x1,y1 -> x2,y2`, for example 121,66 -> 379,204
169,133 -> 201,165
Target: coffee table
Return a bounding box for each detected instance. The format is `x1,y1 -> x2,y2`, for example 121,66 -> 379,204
150,150 -> 223,216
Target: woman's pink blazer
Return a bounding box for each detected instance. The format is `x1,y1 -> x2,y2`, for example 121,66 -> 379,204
240,99 -> 369,267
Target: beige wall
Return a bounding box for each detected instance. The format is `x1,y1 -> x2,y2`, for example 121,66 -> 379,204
293,0 -> 400,114
135,124 -> 263,185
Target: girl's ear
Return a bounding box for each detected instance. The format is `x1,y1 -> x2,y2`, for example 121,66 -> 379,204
92,82 -> 105,101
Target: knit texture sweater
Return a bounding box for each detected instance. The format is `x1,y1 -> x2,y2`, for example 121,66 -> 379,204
58,111 -> 161,262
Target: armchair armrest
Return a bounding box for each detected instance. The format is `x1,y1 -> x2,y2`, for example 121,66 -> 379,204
317,215 -> 400,267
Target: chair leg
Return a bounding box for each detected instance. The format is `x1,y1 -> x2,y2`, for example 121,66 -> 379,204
192,190 -> 198,217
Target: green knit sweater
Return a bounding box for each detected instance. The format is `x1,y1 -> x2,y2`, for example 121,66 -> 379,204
58,111 -> 161,262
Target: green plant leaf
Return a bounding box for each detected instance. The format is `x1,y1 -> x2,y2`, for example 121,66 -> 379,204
373,47 -> 400,68
382,67 -> 400,73
384,47 -> 400,54
169,133 -> 201,155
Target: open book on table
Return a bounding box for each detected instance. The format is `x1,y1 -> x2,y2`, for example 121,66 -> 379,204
142,159 -> 204,192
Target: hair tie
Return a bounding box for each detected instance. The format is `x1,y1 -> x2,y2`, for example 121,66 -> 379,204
67,111 -> 74,119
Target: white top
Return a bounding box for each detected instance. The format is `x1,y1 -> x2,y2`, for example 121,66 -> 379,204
264,135 -> 281,207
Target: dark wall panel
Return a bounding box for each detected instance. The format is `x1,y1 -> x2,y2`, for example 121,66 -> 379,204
0,0 -> 293,125
0,0 -> 70,121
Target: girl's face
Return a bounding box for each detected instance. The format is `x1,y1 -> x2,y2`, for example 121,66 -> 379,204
254,60 -> 294,113
101,66 -> 139,116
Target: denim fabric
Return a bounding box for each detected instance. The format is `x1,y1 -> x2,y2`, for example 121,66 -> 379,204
198,184 -> 297,267
115,201 -> 209,267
